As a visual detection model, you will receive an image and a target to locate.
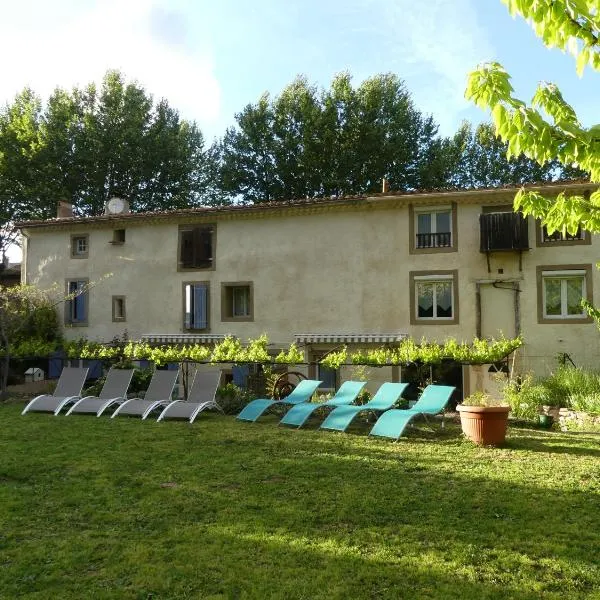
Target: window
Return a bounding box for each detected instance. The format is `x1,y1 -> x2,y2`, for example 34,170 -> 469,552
183,282 -> 209,330
537,266 -> 593,323
409,204 -> 456,253
410,271 -> 459,325
221,282 -> 253,321
71,234 -> 89,258
308,353 -> 338,391
537,222 -> 590,246
542,225 -> 584,243
112,296 -> 126,322
65,279 -> 89,325
317,363 -> 337,391
416,208 -> 451,248
111,229 -> 126,244
178,225 -> 214,270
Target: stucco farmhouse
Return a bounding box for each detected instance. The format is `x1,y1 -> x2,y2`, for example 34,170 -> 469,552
16,181 -> 599,398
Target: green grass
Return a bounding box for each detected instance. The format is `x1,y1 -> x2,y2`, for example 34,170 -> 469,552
1,403 -> 600,599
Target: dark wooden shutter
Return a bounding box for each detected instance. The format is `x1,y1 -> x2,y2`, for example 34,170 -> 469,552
196,227 -> 213,268
180,229 -> 194,268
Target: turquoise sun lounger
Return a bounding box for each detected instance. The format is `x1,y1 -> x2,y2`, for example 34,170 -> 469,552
319,382 -> 409,433
369,384 -> 456,440
279,380 -> 367,428
237,379 -> 322,422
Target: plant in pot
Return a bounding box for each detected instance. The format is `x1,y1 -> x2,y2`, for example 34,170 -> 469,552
457,391 -> 510,446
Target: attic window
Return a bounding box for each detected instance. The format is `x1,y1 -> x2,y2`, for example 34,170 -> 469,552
111,229 -> 126,244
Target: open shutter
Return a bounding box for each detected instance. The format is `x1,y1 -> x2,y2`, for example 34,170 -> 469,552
196,227 -> 213,268
180,229 -> 194,268
193,284 -> 208,329
75,283 -> 86,322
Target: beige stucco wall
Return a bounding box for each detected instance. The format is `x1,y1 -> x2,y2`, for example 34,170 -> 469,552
21,186 -> 600,381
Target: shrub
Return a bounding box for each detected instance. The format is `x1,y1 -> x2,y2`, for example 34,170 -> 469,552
83,365 -> 154,397
216,383 -> 256,415
543,366 -> 600,408
503,373 -> 548,420
567,392 -> 600,416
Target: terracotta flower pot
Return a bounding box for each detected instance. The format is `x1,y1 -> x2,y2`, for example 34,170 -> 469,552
457,405 -> 510,446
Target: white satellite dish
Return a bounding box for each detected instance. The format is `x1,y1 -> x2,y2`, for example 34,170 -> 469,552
106,197 -> 129,214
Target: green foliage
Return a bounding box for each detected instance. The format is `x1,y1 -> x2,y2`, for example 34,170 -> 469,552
273,343 -> 304,364
504,366 -> 600,419
543,365 -> 600,407
446,121 -> 561,188
215,383 -> 256,415
0,70 -> 225,231
568,392 -> 600,416
51,334 -> 523,369
9,333 -> 522,368
220,73 -> 451,202
320,346 -> 348,370
503,373 -> 549,420
466,3 -> 600,235
83,366 -> 154,397
461,391 -> 501,407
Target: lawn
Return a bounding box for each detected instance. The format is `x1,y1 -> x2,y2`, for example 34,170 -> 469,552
1,402 -> 599,599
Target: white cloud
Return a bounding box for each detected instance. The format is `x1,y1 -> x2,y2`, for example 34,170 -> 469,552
0,0 -> 221,127
364,0 -> 494,134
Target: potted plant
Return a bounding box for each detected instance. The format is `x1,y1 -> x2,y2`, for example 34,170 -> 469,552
457,391 -> 510,446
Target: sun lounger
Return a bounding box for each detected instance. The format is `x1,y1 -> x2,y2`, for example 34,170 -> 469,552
111,369 -> 180,419
21,367 -> 89,415
237,379 -> 322,423
279,380 -> 367,428
65,368 -> 134,416
156,370 -> 223,423
319,382 -> 409,432
369,384 -> 456,440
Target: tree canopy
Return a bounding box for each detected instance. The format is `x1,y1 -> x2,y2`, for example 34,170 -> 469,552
219,73 -> 452,203
0,71 -> 225,238
465,0 -> 599,234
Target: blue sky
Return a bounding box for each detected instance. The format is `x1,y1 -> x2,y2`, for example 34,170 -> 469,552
0,0 -> 598,143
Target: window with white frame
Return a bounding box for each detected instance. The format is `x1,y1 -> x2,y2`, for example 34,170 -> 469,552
184,282 -> 209,330
542,270 -> 586,319
415,207 -> 452,249
71,234 -> 89,258
415,275 -> 454,320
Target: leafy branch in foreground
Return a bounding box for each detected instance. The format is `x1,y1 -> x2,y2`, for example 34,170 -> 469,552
465,1 -> 600,235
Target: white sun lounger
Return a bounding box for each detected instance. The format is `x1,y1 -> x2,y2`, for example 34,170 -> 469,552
66,368 -> 134,416
22,367 -> 89,415
111,369 -> 179,419
156,370 -> 222,423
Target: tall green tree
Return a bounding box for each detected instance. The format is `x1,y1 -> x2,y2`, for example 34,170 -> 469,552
447,121 -> 558,188
0,89 -> 45,257
0,70 -> 225,234
465,0 -> 599,234
220,73 -> 452,203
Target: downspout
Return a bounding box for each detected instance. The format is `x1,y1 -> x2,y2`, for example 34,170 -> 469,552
475,282 -> 482,339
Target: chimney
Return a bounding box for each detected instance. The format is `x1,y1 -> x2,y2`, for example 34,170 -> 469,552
382,178 -> 390,194
57,201 -> 73,218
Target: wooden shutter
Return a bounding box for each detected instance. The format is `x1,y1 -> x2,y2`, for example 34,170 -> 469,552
192,284 -> 208,329
196,227 -> 213,268
180,229 -> 195,268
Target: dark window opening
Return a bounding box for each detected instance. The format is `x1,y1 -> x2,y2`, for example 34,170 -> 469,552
179,226 -> 214,269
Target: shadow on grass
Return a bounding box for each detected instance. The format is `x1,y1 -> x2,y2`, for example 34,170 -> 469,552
2,404 -> 600,599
